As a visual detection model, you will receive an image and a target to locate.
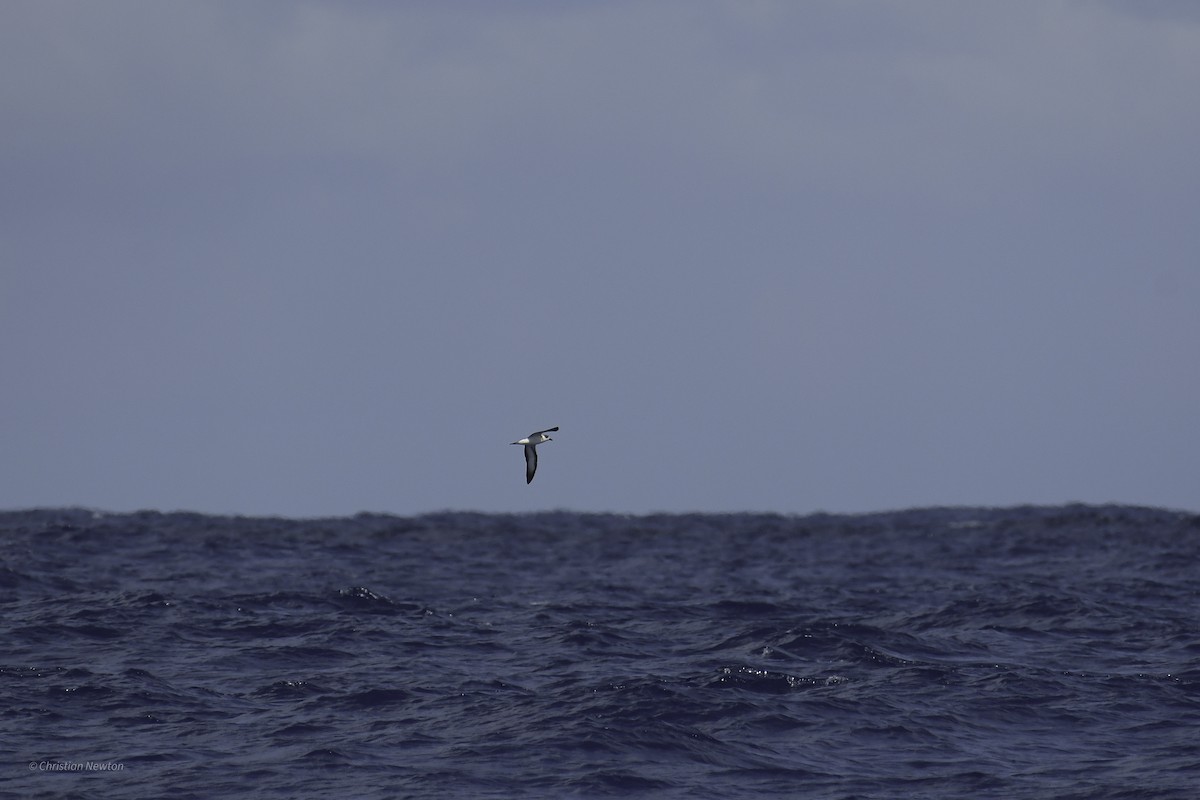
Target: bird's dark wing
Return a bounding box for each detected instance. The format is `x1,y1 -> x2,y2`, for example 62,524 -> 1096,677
525,444 -> 538,484
533,426 -> 559,435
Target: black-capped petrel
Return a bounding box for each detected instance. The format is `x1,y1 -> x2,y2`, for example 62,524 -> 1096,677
510,427 -> 558,484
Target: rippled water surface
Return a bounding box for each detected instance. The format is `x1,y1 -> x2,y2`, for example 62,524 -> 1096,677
3,505 -> 1199,798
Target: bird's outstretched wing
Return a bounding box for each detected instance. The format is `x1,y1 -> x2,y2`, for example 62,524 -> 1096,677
524,445 -> 538,484
533,426 -> 559,435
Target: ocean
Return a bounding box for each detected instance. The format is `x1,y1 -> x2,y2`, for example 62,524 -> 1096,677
2,505 -> 1198,798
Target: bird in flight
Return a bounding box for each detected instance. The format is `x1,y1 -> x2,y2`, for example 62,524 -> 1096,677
510,427 -> 558,484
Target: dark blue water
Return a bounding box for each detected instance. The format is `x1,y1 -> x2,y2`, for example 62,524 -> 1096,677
3,505 -> 1199,798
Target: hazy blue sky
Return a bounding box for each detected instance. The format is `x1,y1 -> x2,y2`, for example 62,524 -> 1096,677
3,1 -> 1197,516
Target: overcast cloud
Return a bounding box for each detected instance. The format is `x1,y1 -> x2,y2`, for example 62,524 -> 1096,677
2,1 -> 1197,516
